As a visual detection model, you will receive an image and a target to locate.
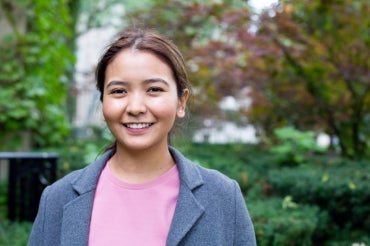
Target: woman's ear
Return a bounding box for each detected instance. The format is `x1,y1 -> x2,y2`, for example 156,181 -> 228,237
176,89 -> 189,118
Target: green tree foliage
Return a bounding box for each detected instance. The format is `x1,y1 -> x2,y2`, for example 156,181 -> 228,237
252,0 -> 370,158
0,0 -> 75,150
128,0 -> 369,159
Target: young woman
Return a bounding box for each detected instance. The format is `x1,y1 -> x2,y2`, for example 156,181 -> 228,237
28,29 -> 256,246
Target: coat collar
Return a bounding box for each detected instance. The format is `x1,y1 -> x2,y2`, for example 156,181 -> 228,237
61,150 -> 113,245
167,147 -> 205,245
61,147 -> 205,245
70,149 -> 114,195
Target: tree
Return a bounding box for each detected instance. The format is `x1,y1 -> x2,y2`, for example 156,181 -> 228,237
86,0 -> 369,158
0,0 -> 75,150
250,0 -> 370,158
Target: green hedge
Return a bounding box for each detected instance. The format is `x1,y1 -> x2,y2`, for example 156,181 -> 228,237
248,197 -> 321,246
173,141 -> 263,192
267,161 -> 370,241
175,142 -> 370,244
0,220 -> 32,246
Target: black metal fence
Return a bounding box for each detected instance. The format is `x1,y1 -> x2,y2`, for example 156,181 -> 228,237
0,152 -> 58,221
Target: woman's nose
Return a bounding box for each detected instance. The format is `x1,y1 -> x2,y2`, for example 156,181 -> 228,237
126,93 -> 146,116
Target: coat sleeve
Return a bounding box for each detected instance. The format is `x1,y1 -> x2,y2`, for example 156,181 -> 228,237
232,180 -> 257,246
27,186 -> 49,246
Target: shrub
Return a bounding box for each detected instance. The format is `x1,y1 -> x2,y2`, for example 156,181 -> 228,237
0,220 -> 32,246
269,127 -> 327,166
248,197 -> 321,246
267,162 -> 370,241
172,140 -> 261,192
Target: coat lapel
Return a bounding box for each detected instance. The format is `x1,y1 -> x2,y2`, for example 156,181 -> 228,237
60,150 -> 114,246
60,192 -> 95,246
166,186 -> 205,245
167,147 -> 205,245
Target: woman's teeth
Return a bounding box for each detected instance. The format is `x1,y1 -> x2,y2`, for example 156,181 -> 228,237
125,123 -> 152,129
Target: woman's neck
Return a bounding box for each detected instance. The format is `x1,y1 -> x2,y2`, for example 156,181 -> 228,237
108,144 -> 175,184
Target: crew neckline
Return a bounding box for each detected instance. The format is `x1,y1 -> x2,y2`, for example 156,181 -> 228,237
103,161 -> 178,190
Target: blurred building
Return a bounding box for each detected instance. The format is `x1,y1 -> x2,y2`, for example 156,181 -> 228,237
73,28 -> 116,129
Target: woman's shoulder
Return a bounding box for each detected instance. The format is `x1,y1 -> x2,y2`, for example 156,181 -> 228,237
170,147 -> 237,192
40,165 -> 90,204
48,167 -> 85,190
194,162 -> 237,192
44,149 -> 113,196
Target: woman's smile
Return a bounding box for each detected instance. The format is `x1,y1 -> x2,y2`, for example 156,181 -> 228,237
122,122 -> 155,134
123,123 -> 154,129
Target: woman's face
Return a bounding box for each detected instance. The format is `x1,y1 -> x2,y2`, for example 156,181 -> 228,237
102,49 -> 188,152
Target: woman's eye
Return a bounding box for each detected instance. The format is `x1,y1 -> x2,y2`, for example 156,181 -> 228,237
148,87 -> 164,93
111,89 -> 126,94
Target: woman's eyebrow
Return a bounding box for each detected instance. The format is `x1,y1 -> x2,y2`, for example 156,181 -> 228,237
105,80 -> 128,88
143,78 -> 170,87
105,78 -> 170,89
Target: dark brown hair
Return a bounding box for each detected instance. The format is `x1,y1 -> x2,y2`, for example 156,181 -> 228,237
96,29 -> 191,101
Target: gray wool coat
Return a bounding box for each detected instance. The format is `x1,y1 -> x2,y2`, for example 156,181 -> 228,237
28,147 -> 256,246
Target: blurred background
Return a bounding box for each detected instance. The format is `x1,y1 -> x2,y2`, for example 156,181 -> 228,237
0,0 -> 369,245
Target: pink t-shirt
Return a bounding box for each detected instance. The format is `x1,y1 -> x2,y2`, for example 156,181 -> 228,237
88,162 -> 180,246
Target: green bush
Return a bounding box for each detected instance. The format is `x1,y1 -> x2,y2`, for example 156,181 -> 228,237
269,127 -> 327,166
0,220 -> 32,246
267,161 -> 370,241
172,140 -> 261,193
0,184 -> 32,246
248,197 -> 321,246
